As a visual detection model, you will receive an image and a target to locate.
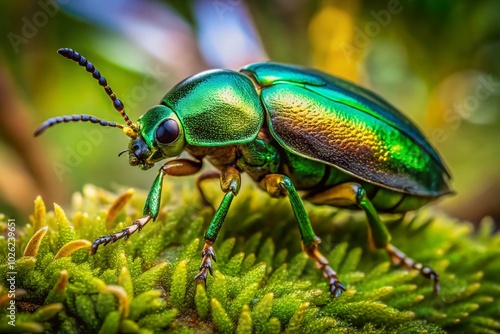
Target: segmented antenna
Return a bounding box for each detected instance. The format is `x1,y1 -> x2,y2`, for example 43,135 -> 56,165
57,48 -> 138,133
34,114 -> 123,137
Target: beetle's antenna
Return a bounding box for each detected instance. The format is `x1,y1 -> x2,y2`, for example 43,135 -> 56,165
57,48 -> 139,136
34,114 -> 124,137
118,150 -> 128,157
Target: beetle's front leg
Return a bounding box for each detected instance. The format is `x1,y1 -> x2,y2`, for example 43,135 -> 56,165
89,159 -> 202,254
195,166 -> 240,284
261,174 -> 346,297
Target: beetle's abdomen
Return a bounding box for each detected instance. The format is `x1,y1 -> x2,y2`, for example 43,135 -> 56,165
280,150 -> 432,212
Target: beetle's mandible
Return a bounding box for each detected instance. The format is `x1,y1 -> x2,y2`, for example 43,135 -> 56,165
35,48 -> 452,297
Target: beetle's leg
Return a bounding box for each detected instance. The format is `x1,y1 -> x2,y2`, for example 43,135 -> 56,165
196,170 -> 220,211
305,182 -> 440,295
195,166 -> 240,284
261,174 -> 346,297
89,215 -> 153,255
90,159 -> 202,255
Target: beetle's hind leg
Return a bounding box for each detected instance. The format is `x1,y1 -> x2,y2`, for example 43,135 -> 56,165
196,170 -> 220,212
261,174 -> 346,297
195,166 -> 240,284
305,182 -> 440,295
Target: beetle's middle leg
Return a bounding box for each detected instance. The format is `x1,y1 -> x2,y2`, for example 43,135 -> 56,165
261,174 -> 346,297
305,182 -> 440,295
195,165 -> 241,284
196,170 -> 220,211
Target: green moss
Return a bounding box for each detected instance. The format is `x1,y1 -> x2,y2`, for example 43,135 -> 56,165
0,181 -> 499,333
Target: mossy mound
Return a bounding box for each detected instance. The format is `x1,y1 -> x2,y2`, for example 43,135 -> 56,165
0,181 -> 499,333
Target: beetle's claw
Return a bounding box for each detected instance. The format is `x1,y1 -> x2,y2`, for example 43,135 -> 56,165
322,265 -> 346,298
89,239 -> 102,255
330,283 -> 346,298
194,271 -> 208,284
421,266 -> 440,295
195,242 -> 216,284
89,234 -> 115,254
324,265 -> 346,297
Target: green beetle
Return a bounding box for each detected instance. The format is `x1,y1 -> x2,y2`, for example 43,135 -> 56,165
36,48 -> 452,297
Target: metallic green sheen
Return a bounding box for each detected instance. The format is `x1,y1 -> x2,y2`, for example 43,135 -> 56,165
242,62 -> 451,197
161,69 -> 264,147
280,176 -> 317,246
370,188 -> 403,210
241,63 -> 325,86
204,192 -> 234,241
281,150 -> 325,189
237,138 -> 281,180
143,170 -> 164,219
358,189 -> 391,248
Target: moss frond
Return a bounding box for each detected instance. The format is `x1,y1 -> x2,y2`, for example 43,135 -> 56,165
0,181 -> 499,333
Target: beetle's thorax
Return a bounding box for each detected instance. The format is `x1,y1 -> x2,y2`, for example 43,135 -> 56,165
185,144 -> 238,170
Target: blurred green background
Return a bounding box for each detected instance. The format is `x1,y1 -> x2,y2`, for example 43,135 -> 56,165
1,0 -> 499,227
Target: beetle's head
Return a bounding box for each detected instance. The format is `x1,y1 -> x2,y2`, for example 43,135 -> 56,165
34,48 -> 188,171
128,105 -> 185,170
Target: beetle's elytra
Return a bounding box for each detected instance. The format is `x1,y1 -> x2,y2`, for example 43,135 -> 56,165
36,48 -> 452,297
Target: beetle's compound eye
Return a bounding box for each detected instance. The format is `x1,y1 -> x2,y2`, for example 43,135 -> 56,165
155,119 -> 179,145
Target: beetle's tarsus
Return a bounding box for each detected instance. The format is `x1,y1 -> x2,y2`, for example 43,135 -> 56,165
324,265 -> 347,297
422,266 -> 440,295
303,238 -> 346,298
195,242 -> 216,284
202,245 -> 217,262
330,283 -> 346,298
325,266 -> 346,297
89,215 -> 152,255
386,244 -> 440,295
